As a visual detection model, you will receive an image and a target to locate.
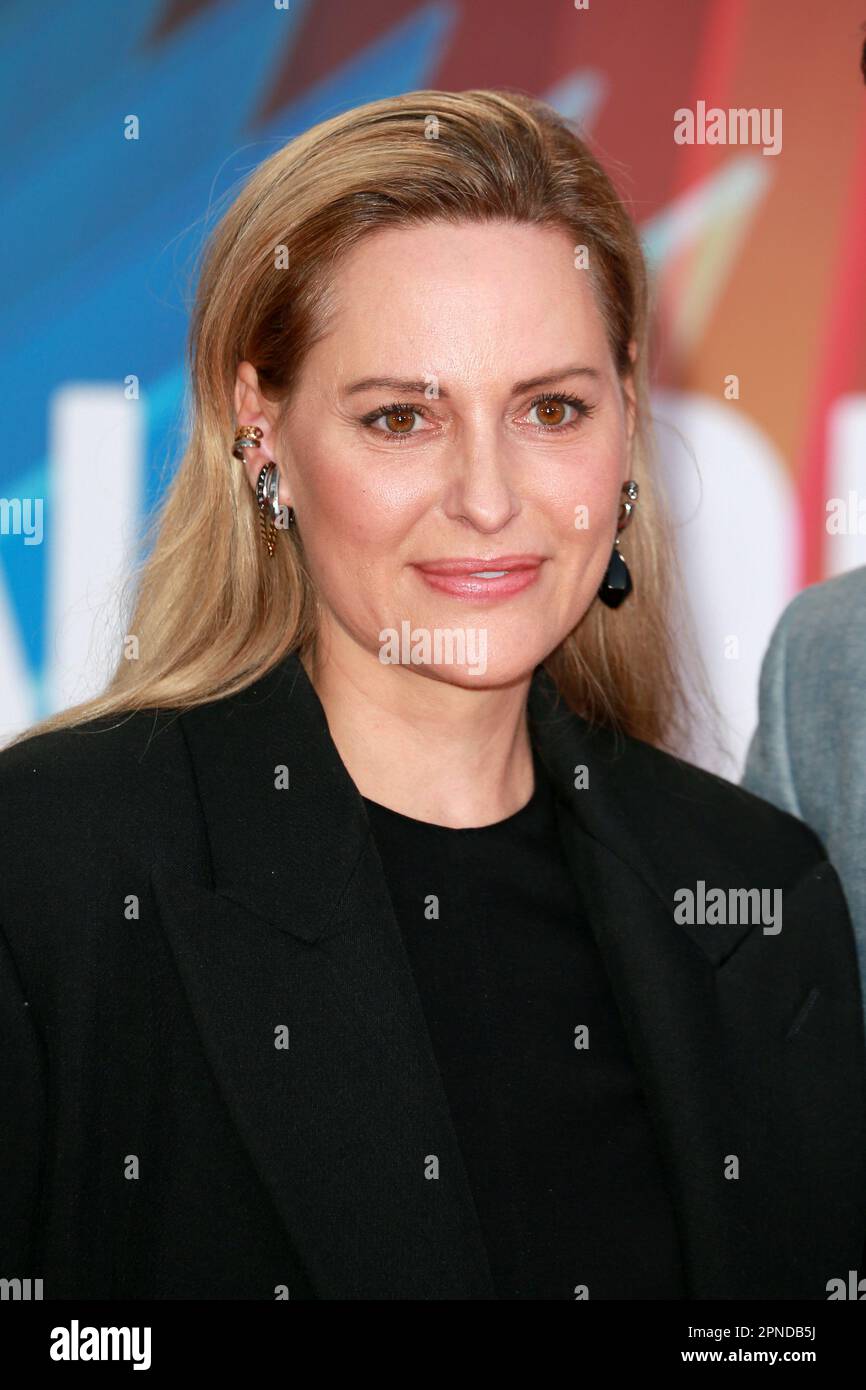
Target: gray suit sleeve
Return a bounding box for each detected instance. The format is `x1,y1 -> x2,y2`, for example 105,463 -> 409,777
741,604 -> 804,819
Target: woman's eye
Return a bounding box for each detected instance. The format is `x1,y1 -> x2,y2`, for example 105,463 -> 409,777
364,404 -> 426,438
525,394 -> 591,429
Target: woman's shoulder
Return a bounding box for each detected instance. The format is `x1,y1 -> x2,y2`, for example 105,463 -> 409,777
0,708 -> 215,1010
532,670 -> 827,879
0,707 -> 189,805
0,709 -> 201,891
578,717 -> 830,882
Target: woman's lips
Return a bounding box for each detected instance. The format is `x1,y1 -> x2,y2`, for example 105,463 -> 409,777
412,558 -> 544,601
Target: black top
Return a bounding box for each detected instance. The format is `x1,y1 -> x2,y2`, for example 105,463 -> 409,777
362,750 -> 686,1300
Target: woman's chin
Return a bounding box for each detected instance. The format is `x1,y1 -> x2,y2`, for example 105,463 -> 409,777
371,616 -> 564,688
397,653 -> 550,691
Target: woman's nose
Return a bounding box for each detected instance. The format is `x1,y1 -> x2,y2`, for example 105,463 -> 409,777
441,442 -> 521,531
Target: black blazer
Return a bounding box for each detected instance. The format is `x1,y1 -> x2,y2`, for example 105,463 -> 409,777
1,651 -> 865,1300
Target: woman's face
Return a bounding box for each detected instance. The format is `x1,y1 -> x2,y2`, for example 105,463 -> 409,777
256,220 -> 635,688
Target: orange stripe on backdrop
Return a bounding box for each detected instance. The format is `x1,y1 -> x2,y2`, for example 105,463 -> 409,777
797,100 -> 866,583
655,0 -> 749,376
674,0 -> 866,585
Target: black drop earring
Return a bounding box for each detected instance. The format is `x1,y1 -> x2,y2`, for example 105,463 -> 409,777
597,480 -> 639,609
597,539 -> 632,608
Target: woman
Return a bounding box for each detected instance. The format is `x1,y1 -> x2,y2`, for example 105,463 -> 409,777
1,88 -> 864,1302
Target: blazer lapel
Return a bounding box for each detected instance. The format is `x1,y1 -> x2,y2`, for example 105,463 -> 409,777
153,655 -> 496,1299
549,822 -> 740,1296
524,677 -> 741,1294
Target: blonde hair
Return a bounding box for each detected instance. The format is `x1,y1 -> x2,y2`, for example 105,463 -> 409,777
9,88 -> 713,757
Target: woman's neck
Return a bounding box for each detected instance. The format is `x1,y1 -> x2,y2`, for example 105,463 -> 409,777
301,638 -> 536,829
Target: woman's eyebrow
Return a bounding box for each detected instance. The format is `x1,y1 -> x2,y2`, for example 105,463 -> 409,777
341,365 -> 602,399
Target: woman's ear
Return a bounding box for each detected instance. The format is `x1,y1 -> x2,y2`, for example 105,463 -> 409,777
233,361 -> 292,507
